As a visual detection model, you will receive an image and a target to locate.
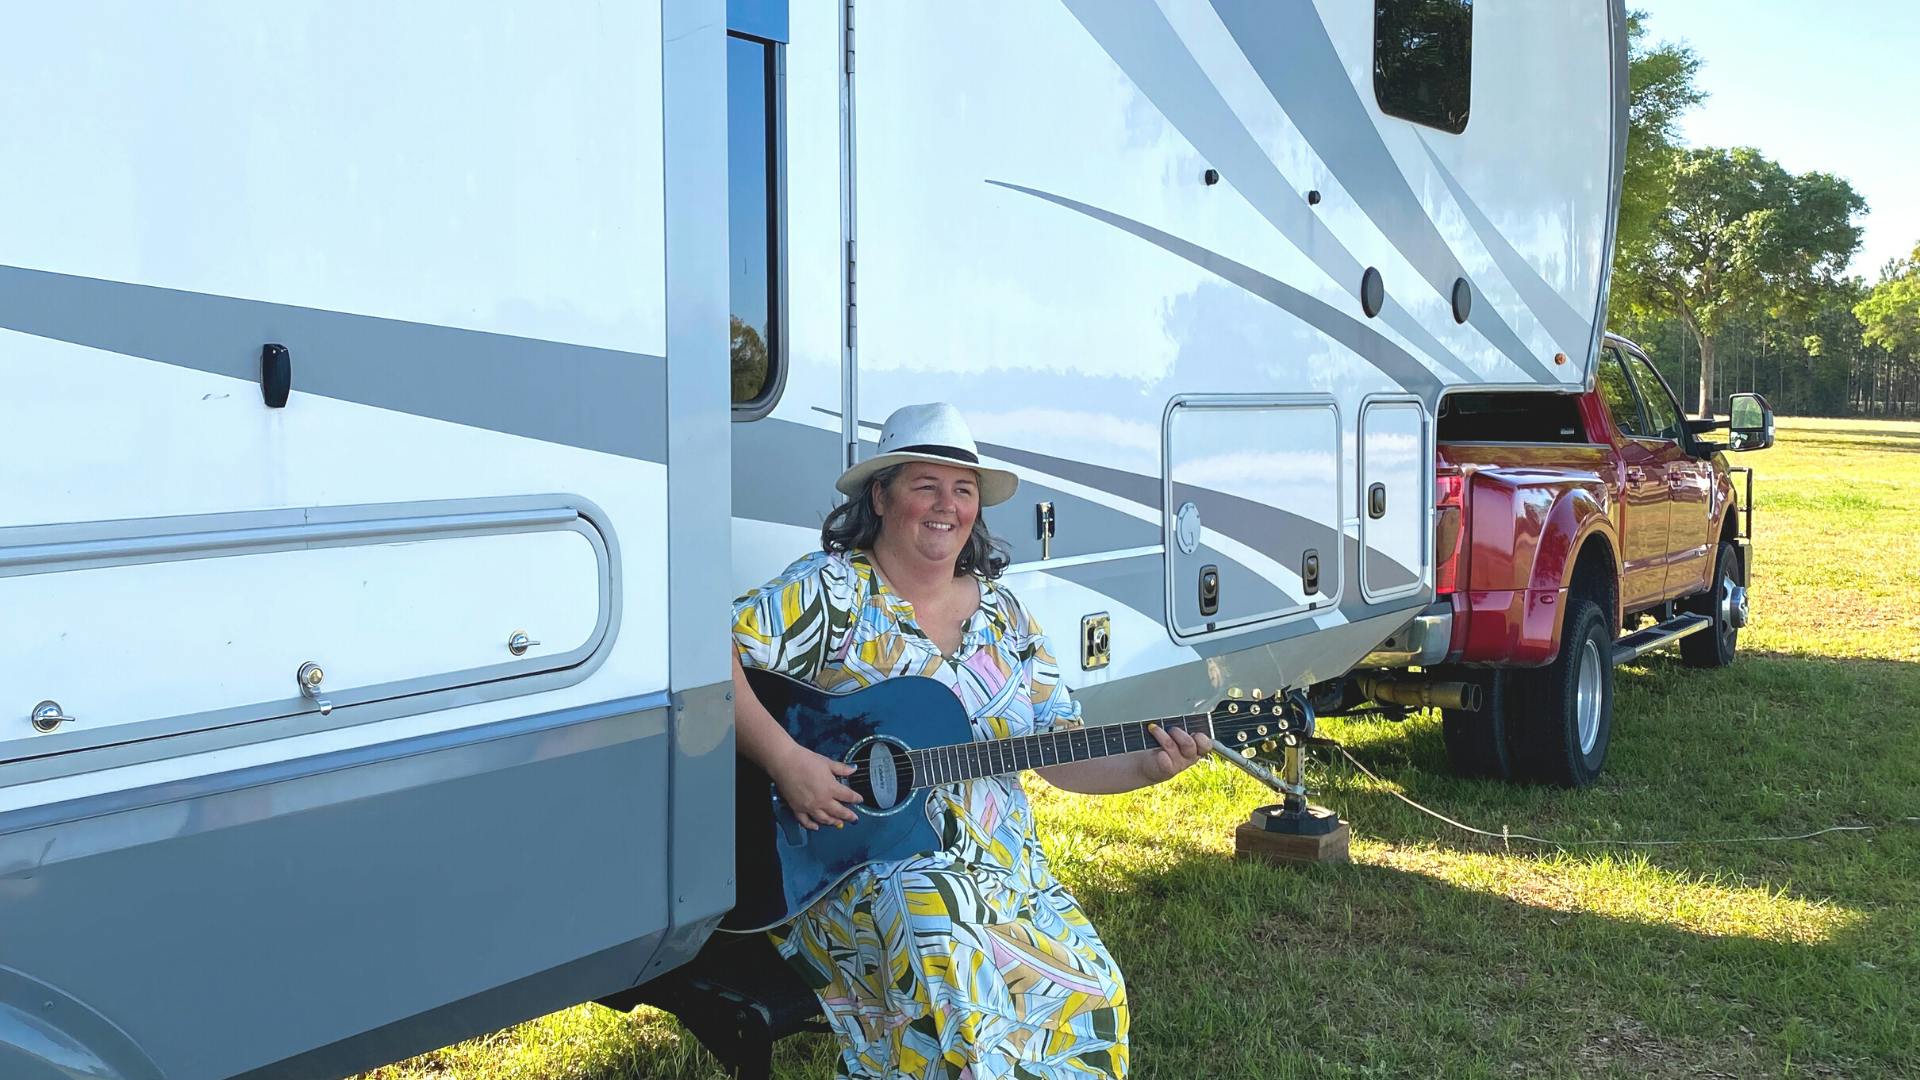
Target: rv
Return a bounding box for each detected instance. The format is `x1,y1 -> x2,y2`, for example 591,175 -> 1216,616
0,1 -> 1622,1076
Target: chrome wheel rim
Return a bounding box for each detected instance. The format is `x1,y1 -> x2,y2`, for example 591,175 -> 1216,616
1576,637 -> 1603,756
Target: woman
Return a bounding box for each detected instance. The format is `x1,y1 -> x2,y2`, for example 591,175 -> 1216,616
731,402 -> 1209,1079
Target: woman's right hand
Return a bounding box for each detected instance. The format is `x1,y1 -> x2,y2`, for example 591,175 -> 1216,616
769,743 -> 863,830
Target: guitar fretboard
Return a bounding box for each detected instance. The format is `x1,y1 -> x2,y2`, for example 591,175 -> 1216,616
906,712 -> 1214,788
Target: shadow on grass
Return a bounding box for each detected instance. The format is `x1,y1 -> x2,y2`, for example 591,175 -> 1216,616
1774,436 -> 1920,456
1782,425 -> 1920,443
1079,849 -> 1913,1078
601,842 -> 1914,1079
1316,655 -> 1920,932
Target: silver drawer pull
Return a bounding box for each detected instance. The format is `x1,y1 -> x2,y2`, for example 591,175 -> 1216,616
30,700 -> 75,733
507,631 -> 541,656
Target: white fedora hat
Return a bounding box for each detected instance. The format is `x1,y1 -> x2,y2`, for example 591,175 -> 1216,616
835,403 -> 1019,507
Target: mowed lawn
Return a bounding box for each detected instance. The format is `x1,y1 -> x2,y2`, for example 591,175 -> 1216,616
361,417 -> 1920,1079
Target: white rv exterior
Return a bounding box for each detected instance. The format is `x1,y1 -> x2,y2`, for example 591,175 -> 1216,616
0,2 -> 1622,1076
735,0 -> 1625,725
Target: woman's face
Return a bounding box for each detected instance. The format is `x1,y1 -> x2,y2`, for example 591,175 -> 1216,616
873,462 -> 980,569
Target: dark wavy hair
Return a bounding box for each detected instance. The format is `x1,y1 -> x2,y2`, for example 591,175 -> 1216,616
821,463 -> 1011,580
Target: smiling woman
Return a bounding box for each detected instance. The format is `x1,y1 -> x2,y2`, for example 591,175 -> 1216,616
725,402 -> 1213,1079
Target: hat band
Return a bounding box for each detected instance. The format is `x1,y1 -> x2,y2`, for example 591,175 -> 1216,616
888,443 -> 980,465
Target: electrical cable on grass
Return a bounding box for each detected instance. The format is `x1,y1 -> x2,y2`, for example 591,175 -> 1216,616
1322,743 -> 1916,850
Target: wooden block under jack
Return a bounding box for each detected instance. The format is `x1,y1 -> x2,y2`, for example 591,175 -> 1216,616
1233,804 -> 1351,866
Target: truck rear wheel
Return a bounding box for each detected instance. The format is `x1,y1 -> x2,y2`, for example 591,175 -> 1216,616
1510,597 -> 1613,787
1438,668 -> 1513,780
1680,540 -> 1742,669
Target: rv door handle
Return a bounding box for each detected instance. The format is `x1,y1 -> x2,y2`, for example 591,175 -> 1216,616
30,700 -> 75,732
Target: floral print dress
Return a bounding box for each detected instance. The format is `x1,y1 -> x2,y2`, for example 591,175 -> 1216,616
732,549 -> 1129,1080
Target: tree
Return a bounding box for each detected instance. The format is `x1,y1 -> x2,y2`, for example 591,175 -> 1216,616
1854,246 -> 1920,415
1618,146 -> 1864,417
1614,12 -> 1706,272
730,315 -> 769,403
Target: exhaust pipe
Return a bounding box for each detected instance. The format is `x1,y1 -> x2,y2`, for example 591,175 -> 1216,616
1355,674 -> 1483,712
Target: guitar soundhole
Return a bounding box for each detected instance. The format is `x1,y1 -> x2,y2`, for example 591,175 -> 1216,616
852,740 -> 914,813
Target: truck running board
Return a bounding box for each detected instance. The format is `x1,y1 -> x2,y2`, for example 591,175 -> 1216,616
1612,613 -> 1713,664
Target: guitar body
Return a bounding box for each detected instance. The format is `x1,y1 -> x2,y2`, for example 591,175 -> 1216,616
724,666 -> 974,932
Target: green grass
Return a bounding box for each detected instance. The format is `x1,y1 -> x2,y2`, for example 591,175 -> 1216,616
361,417 -> 1920,1079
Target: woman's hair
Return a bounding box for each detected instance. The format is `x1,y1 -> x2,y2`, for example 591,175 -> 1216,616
821,463 -> 1011,580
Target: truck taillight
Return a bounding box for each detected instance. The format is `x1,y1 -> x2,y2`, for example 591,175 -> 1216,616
1435,469 -> 1465,596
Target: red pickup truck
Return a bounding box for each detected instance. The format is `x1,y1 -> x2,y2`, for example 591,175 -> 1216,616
1341,333 -> 1776,787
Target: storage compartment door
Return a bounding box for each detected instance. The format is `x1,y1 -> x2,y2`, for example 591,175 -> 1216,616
1,499 -> 612,764
1359,399 -> 1427,602
1165,397 -> 1341,640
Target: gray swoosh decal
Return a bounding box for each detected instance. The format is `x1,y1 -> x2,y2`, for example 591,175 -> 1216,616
1207,0 -> 1560,380
733,417 -> 1162,562
988,181 -> 1443,398
1059,0 -> 1478,385
0,265 -> 667,463
1414,135 -> 1595,363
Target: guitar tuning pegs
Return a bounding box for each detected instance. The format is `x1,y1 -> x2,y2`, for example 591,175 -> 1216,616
1236,731 -> 1249,743
1227,687 -> 1243,699
1250,703 -> 1262,715
1240,747 -> 1257,759
1257,724 -> 1269,736
1251,688 -> 1264,700
1227,702 -> 1240,714
1261,739 -> 1279,753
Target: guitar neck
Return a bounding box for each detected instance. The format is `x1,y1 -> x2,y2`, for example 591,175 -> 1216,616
907,712 -> 1215,788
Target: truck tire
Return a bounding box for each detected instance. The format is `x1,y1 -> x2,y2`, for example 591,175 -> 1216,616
1438,668 -> 1513,780
1680,540 -> 1741,669
1509,597 -> 1613,787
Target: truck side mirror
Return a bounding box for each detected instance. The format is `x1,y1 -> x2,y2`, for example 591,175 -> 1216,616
1728,393 -> 1774,451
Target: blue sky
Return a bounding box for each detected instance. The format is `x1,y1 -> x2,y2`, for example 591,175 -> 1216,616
1636,1 -> 1919,281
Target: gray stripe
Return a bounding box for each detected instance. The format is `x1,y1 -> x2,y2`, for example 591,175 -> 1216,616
753,420 -> 1421,623
1042,554 -> 1168,626
1059,0 -> 1478,386
988,182 -> 1444,398
0,691 -> 670,837
0,264 -> 668,462
1414,136 -> 1595,364
1208,0 -> 1562,381
737,417 -> 1163,562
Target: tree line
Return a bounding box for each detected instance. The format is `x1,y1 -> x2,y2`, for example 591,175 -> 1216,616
1609,13 -> 1916,418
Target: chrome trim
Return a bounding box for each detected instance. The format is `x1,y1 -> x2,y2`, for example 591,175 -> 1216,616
1358,601 -> 1453,668
1006,544 -> 1164,576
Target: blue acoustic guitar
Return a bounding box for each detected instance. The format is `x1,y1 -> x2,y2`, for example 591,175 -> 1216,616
722,666 -> 1290,932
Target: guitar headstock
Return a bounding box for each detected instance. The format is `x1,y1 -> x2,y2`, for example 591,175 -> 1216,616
1210,687 -> 1304,760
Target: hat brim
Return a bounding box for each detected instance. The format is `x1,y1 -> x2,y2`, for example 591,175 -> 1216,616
835,452 -> 1019,507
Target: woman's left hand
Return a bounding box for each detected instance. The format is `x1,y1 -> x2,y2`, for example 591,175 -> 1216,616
1141,721 -> 1210,784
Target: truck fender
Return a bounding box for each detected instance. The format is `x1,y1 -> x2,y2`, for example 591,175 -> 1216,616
0,966 -> 163,1080
1518,488 -> 1618,664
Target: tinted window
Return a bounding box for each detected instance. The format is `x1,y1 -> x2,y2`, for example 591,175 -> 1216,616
1374,0 -> 1472,134
1623,351 -> 1684,440
1595,347 -> 1645,438
728,33 -> 780,408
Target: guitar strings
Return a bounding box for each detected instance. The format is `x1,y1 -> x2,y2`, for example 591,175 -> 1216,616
835,713 -> 1226,787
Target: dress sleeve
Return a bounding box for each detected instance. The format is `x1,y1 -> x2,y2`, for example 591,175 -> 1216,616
1018,598 -> 1083,735
731,551 -> 858,684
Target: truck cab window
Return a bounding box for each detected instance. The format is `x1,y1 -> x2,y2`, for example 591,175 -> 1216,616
1596,347 -> 1647,438
1374,0 -> 1473,134
1623,351 -> 1684,440
728,28 -> 784,413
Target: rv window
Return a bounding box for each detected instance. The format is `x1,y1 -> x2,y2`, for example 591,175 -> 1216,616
728,31 -> 784,413
1437,392 -> 1587,443
1595,347 -> 1649,438
1373,0 -> 1472,135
